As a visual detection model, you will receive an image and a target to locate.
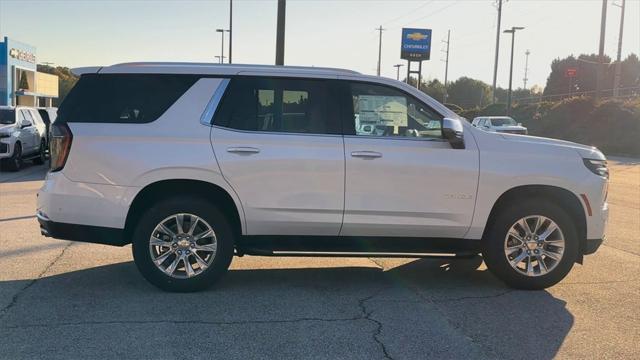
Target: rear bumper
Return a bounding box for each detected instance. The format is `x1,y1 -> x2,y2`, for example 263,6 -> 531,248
37,212 -> 128,246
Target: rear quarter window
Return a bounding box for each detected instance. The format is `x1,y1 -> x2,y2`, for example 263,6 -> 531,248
57,74 -> 199,123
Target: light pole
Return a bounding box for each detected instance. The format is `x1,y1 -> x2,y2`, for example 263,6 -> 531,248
275,0 -> 286,65
376,26 -> 385,76
504,26 -> 524,115
216,28 -> 229,63
491,0 -> 503,103
215,56 -> 226,64
393,64 -> 404,80
228,0 -> 233,63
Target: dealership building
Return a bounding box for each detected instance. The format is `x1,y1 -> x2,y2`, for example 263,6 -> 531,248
0,37 -> 58,107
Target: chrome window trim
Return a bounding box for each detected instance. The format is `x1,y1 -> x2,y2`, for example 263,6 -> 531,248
343,134 -> 448,143
200,78 -> 231,126
211,125 -> 343,138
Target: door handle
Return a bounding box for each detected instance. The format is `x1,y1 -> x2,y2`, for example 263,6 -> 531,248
351,151 -> 382,159
227,146 -> 260,154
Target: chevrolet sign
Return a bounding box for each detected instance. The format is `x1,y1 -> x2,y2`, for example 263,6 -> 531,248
401,28 -> 431,61
9,48 -> 36,64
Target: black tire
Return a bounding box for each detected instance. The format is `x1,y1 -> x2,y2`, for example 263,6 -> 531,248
3,142 -> 23,171
482,199 -> 578,290
33,140 -> 46,165
132,196 -> 235,292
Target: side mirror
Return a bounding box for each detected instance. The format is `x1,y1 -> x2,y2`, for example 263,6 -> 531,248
442,118 -> 465,149
20,119 -> 31,129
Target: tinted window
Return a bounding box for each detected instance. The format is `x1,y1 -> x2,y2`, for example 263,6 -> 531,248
0,110 -> 15,124
214,77 -> 338,134
20,110 -> 33,125
57,74 -> 198,123
347,82 -> 443,139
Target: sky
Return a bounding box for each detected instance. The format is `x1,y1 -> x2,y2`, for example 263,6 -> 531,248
0,0 -> 638,89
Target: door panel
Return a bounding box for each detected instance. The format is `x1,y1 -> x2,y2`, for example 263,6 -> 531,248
342,136 -> 478,237
211,127 -> 344,235
340,80 -> 479,238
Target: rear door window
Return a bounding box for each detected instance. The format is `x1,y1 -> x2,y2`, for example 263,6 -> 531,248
214,77 -> 340,135
57,74 -> 199,123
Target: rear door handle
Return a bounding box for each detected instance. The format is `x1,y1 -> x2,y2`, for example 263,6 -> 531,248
227,146 -> 261,154
351,151 -> 382,159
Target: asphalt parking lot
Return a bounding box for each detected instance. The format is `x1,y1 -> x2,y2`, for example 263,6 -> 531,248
0,158 -> 638,360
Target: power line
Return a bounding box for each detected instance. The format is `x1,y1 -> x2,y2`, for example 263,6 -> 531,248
398,1 -> 461,29
381,1 -> 436,26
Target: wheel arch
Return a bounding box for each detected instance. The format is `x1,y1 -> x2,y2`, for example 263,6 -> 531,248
124,179 -> 244,245
482,185 -> 587,262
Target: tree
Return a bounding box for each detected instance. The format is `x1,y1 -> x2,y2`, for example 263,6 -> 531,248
446,77 -> 492,108
36,65 -> 79,106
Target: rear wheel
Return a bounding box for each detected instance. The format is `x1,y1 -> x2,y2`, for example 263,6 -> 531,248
482,200 -> 578,290
3,143 -> 23,171
132,196 -> 234,292
33,140 -> 47,165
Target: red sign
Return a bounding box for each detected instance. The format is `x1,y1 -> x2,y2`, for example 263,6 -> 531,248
565,68 -> 578,78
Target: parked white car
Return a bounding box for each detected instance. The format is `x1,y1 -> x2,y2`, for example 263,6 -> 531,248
37,63 -> 608,292
472,116 -> 528,135
0,106 -> 48,170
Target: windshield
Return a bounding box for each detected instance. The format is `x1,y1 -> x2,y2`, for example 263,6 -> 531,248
0,110 -> 16,125
491,117 -> 516,126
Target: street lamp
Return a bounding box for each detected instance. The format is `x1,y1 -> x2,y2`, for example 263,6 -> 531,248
393,64 -> 404,81
504,26 -> 524,115
216,28 -> 230,63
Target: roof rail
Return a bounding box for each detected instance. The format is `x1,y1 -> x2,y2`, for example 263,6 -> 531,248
107,62 -> 360,75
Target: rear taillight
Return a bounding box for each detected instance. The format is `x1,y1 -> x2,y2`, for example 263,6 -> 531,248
49,122 -> 73,172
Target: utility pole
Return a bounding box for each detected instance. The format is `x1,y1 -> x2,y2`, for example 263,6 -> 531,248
613,0 -> 625,97
492,0 -> 503,103
442,30 -> 451,103
376,26 -> 385,76
275,0 -> 286,65
216,28 -> 229,63
393,64 -> 404,80
229,0 -> 233,63
523,49 -> 530,89
504,26 -> 524,115
596,0 -> 608,101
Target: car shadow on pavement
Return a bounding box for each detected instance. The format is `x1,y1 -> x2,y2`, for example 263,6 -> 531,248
0,257 -> 573,359
0,162 -> 48,183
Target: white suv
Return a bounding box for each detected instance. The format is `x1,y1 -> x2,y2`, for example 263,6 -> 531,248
0,106 -> 48,170
37,63 -> 608,292
472,116 -> 528,135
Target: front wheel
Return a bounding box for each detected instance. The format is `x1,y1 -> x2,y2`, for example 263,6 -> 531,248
132,197 -> 235,292
482,200 -> 578,290
3,142 -> 23,171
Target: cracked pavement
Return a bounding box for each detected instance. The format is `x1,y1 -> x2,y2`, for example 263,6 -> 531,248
0,158 -> 638,359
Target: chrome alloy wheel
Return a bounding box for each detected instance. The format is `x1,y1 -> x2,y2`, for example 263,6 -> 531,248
504,215 -> 565,277
149,213 -> 218,279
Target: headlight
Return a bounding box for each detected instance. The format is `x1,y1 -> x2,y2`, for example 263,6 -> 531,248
583,159 -> 609,179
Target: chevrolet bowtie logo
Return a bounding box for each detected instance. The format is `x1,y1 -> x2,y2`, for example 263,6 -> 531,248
406,32 -> 428,41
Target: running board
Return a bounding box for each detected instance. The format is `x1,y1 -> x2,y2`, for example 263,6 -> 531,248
235,235 -> 482,258
236,248 -> 478,259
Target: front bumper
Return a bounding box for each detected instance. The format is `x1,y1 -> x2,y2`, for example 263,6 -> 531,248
37,211 -> 128,246
583,237 -> 604,255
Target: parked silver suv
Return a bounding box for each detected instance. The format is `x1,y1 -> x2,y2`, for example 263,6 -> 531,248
37,63 -> 607,292
0,106 -> 48,170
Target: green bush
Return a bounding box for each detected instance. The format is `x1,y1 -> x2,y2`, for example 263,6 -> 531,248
466,97 -> 640,157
